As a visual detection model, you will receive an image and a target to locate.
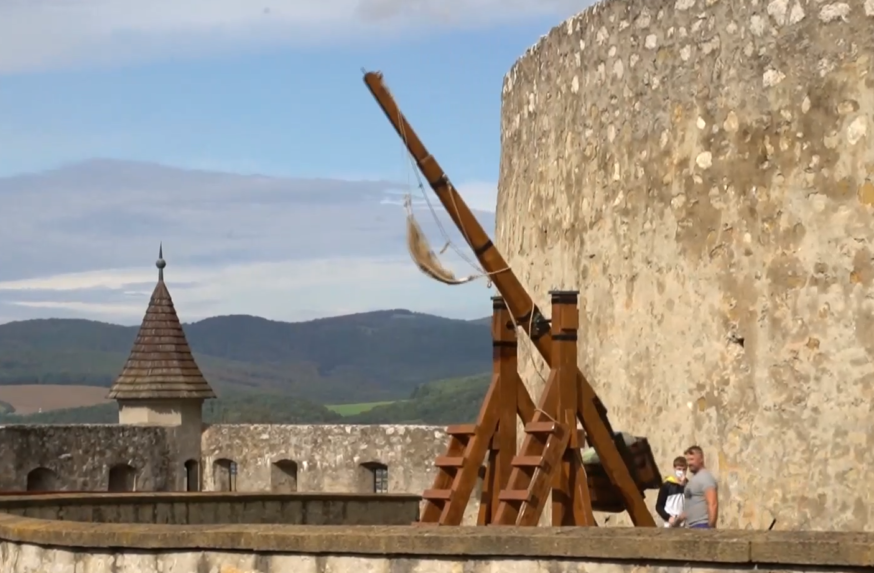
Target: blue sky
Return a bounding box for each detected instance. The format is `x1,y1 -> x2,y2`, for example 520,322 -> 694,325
0,5 -> 582,179
2,32 -> 523,180
0,1 -> 587,324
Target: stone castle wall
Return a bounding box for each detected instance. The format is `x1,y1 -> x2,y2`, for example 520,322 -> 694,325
0,425 -> 179,492
496,0 -> 874,530
200,424 -> 446,495
0,424 -> 456,505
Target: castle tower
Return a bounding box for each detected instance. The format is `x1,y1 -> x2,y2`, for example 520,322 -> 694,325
108,245 -> 215,427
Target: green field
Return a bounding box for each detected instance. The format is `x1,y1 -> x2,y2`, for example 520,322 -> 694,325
327,401 -> 397,416
0,373 -> 491,425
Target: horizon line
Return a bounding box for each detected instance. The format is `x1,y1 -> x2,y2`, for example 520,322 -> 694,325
0,307 -> 491,328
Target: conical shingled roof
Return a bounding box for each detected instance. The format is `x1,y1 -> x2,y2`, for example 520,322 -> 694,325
107,246 -> 216,401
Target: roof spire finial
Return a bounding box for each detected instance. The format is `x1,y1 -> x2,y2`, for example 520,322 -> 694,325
156,242 -> 166,281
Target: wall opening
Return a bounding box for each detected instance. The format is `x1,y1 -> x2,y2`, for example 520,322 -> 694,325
184,459 -> 200,492
270,459 -> 298,492
358,462 -> 389,494
107,463 -> 137,492
26,467 -> 58,492
475,465 -> 486,502
213,458 -> 237,492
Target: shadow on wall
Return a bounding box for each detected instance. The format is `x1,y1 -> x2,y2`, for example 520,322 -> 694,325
358,462 -> 389,494
209,458 -> 392,494
185,459 -> 199,492
24,465 -> 142,493
108,464 -> 136,492
271,460 -> 298,493
214,458 -> 237,492
475,465 -> 485,501
26,467 -> 58,492
19,460 -> 399,495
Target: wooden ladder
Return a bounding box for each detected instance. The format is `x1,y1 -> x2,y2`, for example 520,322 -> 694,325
492,290 -> 597,527
495,419 -> 571,525
420,416 -> 497,524
419,296 -> 528,525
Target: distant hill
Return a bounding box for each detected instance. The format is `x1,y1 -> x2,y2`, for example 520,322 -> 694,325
0,374 -> 491,426
0,310 -> 491,405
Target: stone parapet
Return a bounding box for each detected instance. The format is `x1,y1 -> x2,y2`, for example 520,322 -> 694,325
0,492 -> 420,526
0,510 -> 872,569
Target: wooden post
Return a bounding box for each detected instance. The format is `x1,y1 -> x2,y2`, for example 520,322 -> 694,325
550,290 -> 575,525
478,296 -> 519,524
549,290 -> 596,526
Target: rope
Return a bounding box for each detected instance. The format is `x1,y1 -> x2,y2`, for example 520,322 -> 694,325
503,299 -> 550,388
391,91 -> 511,287
405,195 -> 479,285
385,78 -> 550,388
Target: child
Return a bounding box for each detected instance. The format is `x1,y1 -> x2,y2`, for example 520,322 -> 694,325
655,456 -> 687,527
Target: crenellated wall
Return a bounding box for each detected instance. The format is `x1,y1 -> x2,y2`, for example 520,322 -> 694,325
497,0 -> 874,530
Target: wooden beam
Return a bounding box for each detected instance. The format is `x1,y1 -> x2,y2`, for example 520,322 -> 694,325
493,379 -> 559,525
478,297 -> 519,525
362,71 -> 654,527
550,291 -> 595,526
420,384 -> 499,524
516,377 -> 536,423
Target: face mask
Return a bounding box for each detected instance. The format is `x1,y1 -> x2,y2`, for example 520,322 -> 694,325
675,469 -> 685,479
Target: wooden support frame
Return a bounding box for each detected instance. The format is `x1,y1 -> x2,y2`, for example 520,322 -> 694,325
420,292 -> 661,526
363,70 -> 656,527
477,296 -> 531,524
492,290 -> 595,526
418,297 -> 534,525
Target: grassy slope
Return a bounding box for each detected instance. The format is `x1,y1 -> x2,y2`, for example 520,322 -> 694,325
345,373 -> 490,425
326,402 -> 396,416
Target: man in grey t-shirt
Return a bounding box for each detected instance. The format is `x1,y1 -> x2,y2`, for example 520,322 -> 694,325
677,445 -> 718,529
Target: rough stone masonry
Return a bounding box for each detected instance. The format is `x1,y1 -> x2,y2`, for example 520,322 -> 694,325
497,0 -> 874,530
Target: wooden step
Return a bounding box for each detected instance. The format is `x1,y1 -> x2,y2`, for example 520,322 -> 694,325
524,421 -> 557,434
422,489 -> 452,501
446,424 -> 477,436
434,456 -> 465,468
498,490 -> 531,502
511,456 -> 546,468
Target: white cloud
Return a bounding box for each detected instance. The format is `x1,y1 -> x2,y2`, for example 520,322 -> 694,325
0,0 -> 585,73
0,159 -> 499,324
0,255 -> 495,324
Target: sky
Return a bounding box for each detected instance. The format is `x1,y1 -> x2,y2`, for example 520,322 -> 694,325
0,0 -> 590,325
